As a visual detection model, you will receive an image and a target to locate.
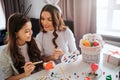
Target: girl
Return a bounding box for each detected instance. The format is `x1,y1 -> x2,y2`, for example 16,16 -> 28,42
0,13 -> 43,80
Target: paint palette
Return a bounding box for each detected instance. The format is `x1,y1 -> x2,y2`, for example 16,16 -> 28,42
61,51 -> 80,64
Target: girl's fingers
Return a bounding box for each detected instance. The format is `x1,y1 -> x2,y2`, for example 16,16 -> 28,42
24,62 -> 33,67
26,66 -> 35,72
24,65 -> 35,74
26,65 -> 34,70
24,62 -> 35,72
24,66 -> 35,76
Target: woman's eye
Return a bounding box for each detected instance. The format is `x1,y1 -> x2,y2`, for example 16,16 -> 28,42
41,17 -> 45,20
41,18 -> 44,20
48,19 -> 52,21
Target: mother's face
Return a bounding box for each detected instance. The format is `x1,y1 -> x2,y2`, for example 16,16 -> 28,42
41,11 -> 54,31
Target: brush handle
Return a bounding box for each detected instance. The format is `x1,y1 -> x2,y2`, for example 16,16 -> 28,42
21,61 -> 43,68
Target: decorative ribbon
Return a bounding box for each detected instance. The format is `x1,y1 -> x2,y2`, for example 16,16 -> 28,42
107,50 -> 120,63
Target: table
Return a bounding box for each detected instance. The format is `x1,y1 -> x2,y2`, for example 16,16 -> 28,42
21,44 -> 120,80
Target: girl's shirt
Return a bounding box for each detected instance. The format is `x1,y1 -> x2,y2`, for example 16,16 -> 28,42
0,65 -> 4,80
19,43 -> 30,62
36,27 -> 79,58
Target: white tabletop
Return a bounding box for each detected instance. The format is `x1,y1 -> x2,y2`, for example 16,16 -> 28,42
21,44 -> 120,80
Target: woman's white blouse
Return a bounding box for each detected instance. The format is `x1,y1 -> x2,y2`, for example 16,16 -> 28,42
36,28 -> 79,57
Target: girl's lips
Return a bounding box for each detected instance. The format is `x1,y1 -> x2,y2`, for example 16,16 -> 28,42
44,26 -> 49,28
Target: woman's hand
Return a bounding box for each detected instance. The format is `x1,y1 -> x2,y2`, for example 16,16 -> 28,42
50,49 -> 64,60
23,62 -> 35,77
54,48 -> 64,56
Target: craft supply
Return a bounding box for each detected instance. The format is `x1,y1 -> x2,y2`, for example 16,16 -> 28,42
74,73 -> 77,75
87,72 -> 98,80
116,74 -> 118,78
91,63 -> 98,72
32,61 -> 43,65
21,60 -> 43,68
82,40 -> 91,47
103,50 -> 120,66
80,33 -> 103,63
59,67 -> 66,79
43,61 -> 55,70
84,76 -> 90,80
61,51 -> 80,64
103,72 -> 105,75
82,72 -> 84,75
39,76 -> 47,80
51,72 -> 54,77
50,72 -> 61,78
106,75 -> 112,80
73,73 -> 80,79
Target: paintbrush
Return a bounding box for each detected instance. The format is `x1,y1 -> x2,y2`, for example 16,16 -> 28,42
59,66 -> 66,79
21,60 -> 43,68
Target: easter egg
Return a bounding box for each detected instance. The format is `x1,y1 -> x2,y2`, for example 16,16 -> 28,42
82,40 -> 91,47
43,61 -> 55,70
91,63 -> 98,72
90,43 -> 94,47
93,42 -> 99,46
84,76 -> 90,80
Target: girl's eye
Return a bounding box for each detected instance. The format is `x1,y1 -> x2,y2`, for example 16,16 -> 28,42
25,31 -> 29,33
25,30 -> 30,33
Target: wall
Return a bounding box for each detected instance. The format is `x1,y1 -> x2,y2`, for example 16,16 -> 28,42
24,0 -> 46,18
104,40 -> 120,47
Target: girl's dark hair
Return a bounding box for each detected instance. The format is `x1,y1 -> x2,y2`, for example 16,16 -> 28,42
39,4 -> 67,48
7,13 -> 42,73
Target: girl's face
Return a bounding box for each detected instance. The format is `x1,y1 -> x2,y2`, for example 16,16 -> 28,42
16,21 -> 33,45
41,11 -> 54,31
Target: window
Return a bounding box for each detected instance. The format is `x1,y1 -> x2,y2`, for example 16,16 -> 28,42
97,0 -> 120,38
0,1 -> 6,30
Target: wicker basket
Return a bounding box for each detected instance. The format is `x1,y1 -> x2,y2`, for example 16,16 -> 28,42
80,39 -> 102,63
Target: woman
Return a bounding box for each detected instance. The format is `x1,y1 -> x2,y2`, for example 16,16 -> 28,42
0,13 -> 43,80
36,4 -> 79,63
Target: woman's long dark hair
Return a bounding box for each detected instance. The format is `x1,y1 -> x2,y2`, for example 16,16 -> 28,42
39,4 -> 67,48
7,13 -> 43,73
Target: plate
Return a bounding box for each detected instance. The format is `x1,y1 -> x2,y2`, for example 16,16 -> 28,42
61,52 -> 80,64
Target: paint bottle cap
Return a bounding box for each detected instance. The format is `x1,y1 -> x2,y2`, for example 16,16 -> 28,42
106,75 -> 112,80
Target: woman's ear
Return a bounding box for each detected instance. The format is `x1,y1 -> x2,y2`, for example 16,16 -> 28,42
15,32 -> 18,38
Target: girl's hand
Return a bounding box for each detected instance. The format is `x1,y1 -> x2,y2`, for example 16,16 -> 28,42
23,62 -> 35,77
